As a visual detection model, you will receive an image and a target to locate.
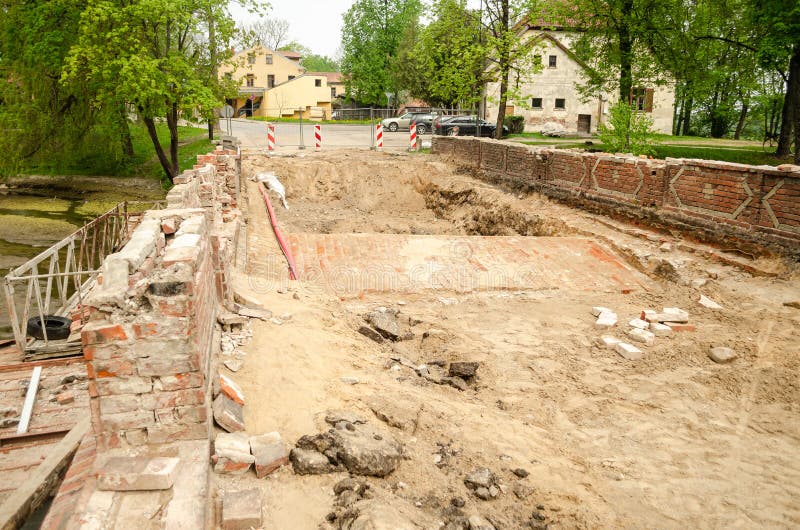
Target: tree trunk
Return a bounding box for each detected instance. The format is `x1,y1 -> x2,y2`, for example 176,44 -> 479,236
167,103 -> 179,176
776,44 -> 799,158
119,103 -> 134,160
734,100 -> 748,140
143,116 -> 174,183
617,0 -> 634,103
493,0 -> 510,140
681,95 -> 693,136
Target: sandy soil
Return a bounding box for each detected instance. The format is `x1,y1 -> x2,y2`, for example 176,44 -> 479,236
215,149 -> 800,529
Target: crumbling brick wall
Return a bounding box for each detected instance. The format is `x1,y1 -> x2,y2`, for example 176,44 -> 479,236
82,147 -> 241,450
432,136 -> 800,257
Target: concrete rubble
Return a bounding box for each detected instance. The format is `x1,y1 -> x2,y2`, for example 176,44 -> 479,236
212,432 -> 254,475
464,468 -> 502,501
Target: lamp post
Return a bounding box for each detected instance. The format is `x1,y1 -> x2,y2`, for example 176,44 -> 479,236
385,91 -> 394,116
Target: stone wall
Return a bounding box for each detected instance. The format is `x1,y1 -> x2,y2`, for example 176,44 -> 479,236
432,136 -> 800,257
82,147 -> 241,450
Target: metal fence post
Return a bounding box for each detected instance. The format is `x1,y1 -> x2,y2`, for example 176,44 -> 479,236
370,107 -> 375,149
298,107 -> 305,149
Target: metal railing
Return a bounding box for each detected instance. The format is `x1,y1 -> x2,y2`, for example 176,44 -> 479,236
3,201 -> 160,355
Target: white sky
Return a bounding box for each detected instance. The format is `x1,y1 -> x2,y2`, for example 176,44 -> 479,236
229,0 -> 483,59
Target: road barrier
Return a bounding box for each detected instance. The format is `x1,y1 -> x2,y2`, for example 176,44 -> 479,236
314,124 -> 322,151
409,121 -> 417,151
267,123 -> 275,151
375,124 -> 383,149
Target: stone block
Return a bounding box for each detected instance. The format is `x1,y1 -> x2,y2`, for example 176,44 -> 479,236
600,336 -> 621,350
213,394 -> 245,432
709,346 -> 737,364
595,311 -> 618,328
221,488 -> 262,530
625,327 -> 655,345
591,306 -> 613,317
698,294 -> 723,309
615,342 -> 642,360
650,322 -> 673,337
100,409 -> 155,430
628,318 -> 649,330
99,394 -> 141,415
213,432 -> 254,475
147,422 -> 208,444
175,215 -> 207,236
94,376 -> 153,396
97,456 -> 180,491
249,432 -> 289,478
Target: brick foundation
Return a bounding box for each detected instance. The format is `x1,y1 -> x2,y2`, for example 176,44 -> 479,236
432,137 -> 800,257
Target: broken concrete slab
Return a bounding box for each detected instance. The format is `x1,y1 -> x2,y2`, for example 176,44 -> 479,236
331,423 -> 403,477
709,346 -> 737,364
698,294 -> 723,309
366,311 -> 401,341
97,456 -> 180,491
358,325 -> 385,343
222,488 -> 262,530
213,394 -> 245,432
290,448 -> 336,475
249,432 -> 289,478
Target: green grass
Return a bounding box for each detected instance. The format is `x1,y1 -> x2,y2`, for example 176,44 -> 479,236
250,116 -> 374,125
22,123 -> 212,181
518,138 -> 782,166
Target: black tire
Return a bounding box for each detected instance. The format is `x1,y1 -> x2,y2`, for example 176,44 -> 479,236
388,122 -> 399,132
27,316 -> 71,341
416,123 -> 427,134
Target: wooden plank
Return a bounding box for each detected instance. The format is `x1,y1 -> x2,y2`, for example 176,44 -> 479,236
16,367 -> 42,435
0,417 -> 89,530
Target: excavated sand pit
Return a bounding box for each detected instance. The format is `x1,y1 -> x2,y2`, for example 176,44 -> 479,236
219,149 -> 800,529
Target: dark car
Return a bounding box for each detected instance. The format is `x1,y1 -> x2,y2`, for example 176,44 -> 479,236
433,115 -> 508,137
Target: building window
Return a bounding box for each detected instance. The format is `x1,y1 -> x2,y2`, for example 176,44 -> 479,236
267,75 -> 275,88
266,54 -> 273,64
631,87 -> 654,112
315,79 -> 322,87
288,75 -> 295,81
331,87 -> 336,98
246,74 -> 254,88
531,97 -> 543,109
247,53 -> 255,65
554,98 -> 565,110
548,55 -> 557,68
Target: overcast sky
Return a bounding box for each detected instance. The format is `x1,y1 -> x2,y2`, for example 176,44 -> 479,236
230,0 -> 483,59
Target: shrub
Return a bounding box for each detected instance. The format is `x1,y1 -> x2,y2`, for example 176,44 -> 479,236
504,115 -> 525,134
598,102 -> 658,156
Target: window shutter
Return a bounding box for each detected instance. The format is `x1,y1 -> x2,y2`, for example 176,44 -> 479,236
645,89 -> 654,112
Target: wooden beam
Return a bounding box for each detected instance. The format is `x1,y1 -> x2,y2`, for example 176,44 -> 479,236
17,367 -> 42,435
0,417 -> 90,530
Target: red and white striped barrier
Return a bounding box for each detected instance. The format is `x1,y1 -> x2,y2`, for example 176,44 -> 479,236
267,123 -> 275,151
314,124 -> 322,151
375,124 -> 383,149
409,121 -> 417,150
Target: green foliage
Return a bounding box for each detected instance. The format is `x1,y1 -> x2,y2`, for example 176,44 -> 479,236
340,0 -> 423,106
301,54 -> 340,72
598,102 -> 658,155
504,115 -> 525,134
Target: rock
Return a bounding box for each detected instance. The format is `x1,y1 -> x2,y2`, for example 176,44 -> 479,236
591,306 -> 613,317
330,424 -> 403,477
628,318 -> 649,330
213,432 -> 254,475
249,432 -> 289,478
97,456 -> 180,491
348,500 -> 436,530
698,294 -> 723,309
442,376 -> 468,391
218,312 -> 247,327
709,346 -> 737,364
595,311 -> 618,328
474,487 -> 492,500
691,278 -> 708,289
615,342 -> 643,360
659,242 -> 672,252
468,515 -> 497,530
367,311 -> 401,340
649,322 -> 673,337
599,336 -> 622,350
56,392 -> 75,405
784,301 -> 800,309
224,359 -> 243,372
325,410 -> 368,425
451,497 -> 466,508
290,448 -> 335,475
341,376 -> 360,385
365,395 -> 419,431
448,362 -> 479,379
333,477 -> 361,495
213,394 -> 245,432
358,325 -> 385,343
221,488 -> 262,530
236,306 -> 272,320
625,327 -> 655,345
513,468 -> 529,478
465,468 -> 495,489
513,484 -> 533,499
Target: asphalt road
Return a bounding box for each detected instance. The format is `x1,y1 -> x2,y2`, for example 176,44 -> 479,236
226,118 -> 429,150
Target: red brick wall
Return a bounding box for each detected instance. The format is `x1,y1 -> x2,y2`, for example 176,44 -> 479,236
432,137 -> 800,255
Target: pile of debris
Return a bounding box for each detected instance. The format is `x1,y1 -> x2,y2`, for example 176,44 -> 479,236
211,431 -> 289,477
358,307 -> 417,343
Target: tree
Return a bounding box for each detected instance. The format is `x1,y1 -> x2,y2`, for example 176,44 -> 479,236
64,0 -> 243,183
340,0 -> 422,106
301,54 -> 340,72
240,17 -> 290,50
399,0 -> 485,108
482,0 -> 541,138
598,101 -> 658,154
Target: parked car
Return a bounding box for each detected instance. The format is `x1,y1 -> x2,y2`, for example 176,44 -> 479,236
433,115 -> 508,137
381,112 -> 435,134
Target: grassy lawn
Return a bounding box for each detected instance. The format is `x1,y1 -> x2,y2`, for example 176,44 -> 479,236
250,116 -> 374,125
22,123 -> 212,182
516,136 -> 783,166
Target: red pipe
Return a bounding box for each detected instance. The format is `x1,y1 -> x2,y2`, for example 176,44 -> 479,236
259,182 -> 298,280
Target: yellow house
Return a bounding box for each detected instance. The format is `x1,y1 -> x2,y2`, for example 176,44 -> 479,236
219,46 -> 334,119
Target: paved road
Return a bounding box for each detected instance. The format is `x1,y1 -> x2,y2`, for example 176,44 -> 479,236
227,118 -> 428,151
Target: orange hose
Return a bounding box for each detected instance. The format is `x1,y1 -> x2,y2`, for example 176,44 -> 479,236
259,182 -> 298,280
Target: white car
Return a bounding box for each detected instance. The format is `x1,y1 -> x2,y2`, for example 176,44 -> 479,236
381,112 -> 434,134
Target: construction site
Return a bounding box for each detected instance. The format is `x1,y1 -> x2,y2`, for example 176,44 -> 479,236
0,136 -> 798,529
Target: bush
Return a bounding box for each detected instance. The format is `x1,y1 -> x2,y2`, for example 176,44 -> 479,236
598,102 -> 658,156
504,115 -> 525,134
